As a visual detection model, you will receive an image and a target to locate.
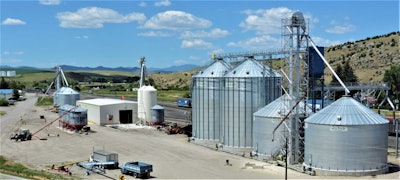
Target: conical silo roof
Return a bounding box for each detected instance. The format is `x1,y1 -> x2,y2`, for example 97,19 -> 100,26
193,60 -> 231,77
305,96 -> 388,125
254,94 -> 312,118
225,58 -> 281,78
56,87 -> 79,94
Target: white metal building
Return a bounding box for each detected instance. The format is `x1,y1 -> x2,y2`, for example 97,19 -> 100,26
76,98 -> 138,126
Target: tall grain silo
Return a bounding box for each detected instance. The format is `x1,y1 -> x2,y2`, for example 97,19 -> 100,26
220,58 -> 282,148
253,94 -> 311,157
138,85 -> 157,124
303,96 -> 389,176
53,87 -> 80,107
192,59 -> 231,141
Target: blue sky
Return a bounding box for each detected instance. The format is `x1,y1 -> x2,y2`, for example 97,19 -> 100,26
1,0 -> 399,68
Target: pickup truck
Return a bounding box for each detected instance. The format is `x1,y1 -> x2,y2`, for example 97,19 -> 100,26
120,161 -> 153,178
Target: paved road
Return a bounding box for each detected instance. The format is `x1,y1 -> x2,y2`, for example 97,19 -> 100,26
0,173 -> 29,180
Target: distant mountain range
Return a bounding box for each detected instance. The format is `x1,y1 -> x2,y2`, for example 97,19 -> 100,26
0,64 -> 200,73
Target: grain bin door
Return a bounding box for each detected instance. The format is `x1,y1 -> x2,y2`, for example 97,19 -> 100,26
119,110 -> 132,124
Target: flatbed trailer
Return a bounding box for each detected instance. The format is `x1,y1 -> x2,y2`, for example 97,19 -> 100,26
77,161 -> 117,175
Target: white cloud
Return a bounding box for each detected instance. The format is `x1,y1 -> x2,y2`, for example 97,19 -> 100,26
138,31 -> 171,37
56,7 -> 146,28
2,18 -> 26,25
2,51 -> 24,55
74,35 -> 89,39
139,1 -> 147,7
14,51 -> 24,55
0,58 -> 22,64
311,36 -> 342,46
142,11 -> 211,30
240,7 -> 294,35
39,0 -> 61,5
325,17 -> 356,34
181,39 -> 212,49
154,0 -> 171,7
240,7 -> 316,35
174,59 -> 187,65
181,28 -> 229,39
227,35 -> 279,49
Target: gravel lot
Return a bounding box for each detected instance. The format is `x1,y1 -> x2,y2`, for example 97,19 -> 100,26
1,93 -> 399,179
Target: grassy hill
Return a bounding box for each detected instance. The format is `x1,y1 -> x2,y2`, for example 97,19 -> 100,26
149,31 -> 399,88
2,32 -> 398,90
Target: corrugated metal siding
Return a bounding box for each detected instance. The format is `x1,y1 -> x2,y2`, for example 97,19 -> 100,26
304,123 -> 388,172
220,59 -> 282,148
305,96 -> 388,125
192,60 -> 231,141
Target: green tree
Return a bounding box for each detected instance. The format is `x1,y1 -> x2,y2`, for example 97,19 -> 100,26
0,77 -> 9,89
342,60 -> 358,83
383,65 -> 400,110
331,60 -> 358,99
331,60 -> 358,84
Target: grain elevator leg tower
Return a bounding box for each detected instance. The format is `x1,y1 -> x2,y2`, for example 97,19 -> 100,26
280,11 -> 310,165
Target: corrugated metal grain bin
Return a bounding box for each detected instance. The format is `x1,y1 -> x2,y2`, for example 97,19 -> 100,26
150,104 -> 164,125
192,59 -> 231,141
220,58 -> 282,148
303,96 -> 389,176
58,104 -> 87,131
53,87 -> 80,106
253,94 -> 311,157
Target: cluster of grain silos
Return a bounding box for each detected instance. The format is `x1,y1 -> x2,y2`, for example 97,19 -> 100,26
192,57 -> 283,149
0,70 -> 16,77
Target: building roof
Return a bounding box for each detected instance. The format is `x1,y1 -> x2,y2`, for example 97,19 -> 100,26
305,96 -> 388,125
225,58 -> 282,78
151,104 -> 164,110
59,104 -> 87,112
55,87 -> 79,94
193,60 -> 231,78
77,98 -> 137,106
254,94 -> 312,118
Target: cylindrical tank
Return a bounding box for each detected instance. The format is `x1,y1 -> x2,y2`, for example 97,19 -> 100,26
150,104 -> 164,125
192,59 -> 231,141
303,96 -> 389,176
253,94 -> 311,157
58,104 -> 87,131
138,85 -> 157,124
53,87 -> 80,106
220,58 -> 282,148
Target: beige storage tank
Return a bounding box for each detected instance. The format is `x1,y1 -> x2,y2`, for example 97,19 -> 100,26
138,85 -> 157,124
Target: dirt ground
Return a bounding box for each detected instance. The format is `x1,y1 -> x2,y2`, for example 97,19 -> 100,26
1,93 -> 399,179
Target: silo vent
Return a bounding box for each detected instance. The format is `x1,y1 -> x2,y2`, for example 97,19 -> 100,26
211,71 -> 214,75
337,115 -> 341,121
246,71 -> 250,75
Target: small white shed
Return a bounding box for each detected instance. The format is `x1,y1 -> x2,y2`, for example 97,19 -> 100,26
77,98 -> 138,126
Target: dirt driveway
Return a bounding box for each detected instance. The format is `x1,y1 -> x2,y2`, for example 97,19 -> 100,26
0,93 -> 399,179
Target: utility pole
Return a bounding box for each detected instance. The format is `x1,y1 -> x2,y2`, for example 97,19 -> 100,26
285,137 -> 288,180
